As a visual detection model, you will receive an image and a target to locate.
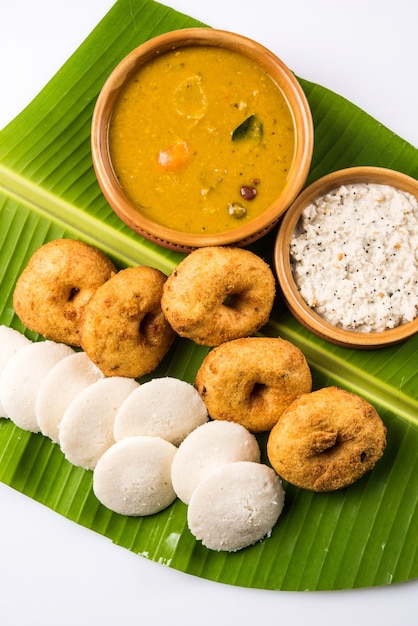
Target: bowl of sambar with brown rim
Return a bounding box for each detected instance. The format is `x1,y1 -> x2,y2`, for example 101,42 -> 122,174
91,28 -> 313,252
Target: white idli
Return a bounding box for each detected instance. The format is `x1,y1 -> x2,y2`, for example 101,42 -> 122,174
171,420 -> 260,504
59,376 -> 139,469
188,461 -> 285,552
35,350 -> 104,442
0,326 -> 32,417
114,376 -> 208,446
0,340 -> 74,432
93,436 -> 177,516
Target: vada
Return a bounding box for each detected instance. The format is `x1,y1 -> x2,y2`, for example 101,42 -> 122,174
267,386 -> 387,491
80,265 -> 176,378
13,239 -> 116,346
161,246 -> 276,346
195,337 -> 312,432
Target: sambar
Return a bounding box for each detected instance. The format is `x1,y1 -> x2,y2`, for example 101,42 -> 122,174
92,28 -> 313,251
109,45 -> 295,235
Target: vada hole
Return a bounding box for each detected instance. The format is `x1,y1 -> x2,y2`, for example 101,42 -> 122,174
250,382 -> 267,405
222,292 -> 244,309
322,435 -> 349,458
307,431 -> 338,457
138,312 -> 160,346
222,294 -> 237,308
68,287 -> 80,302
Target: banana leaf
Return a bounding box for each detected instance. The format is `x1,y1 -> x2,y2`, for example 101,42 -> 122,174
0,0 -> 417,592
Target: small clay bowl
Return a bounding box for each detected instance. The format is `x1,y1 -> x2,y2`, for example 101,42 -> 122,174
274,166 -> 418,348
91,28 -> 313,252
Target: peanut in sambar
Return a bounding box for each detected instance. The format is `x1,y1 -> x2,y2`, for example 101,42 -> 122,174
109,46 -> 295,235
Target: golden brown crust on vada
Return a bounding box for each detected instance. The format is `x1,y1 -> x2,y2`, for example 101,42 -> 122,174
80,266 -> 176,378
195,337 -> 312,432
267,386 -> 387,491
13,239 -> 116,346
161,246 -> 276,346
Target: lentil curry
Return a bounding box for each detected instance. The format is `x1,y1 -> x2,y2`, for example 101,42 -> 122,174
109,46 -> 295,234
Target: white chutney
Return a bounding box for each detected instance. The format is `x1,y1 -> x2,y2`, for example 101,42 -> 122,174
290,183 -> 418,331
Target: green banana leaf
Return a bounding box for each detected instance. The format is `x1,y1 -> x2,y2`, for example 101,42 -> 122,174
0,0 -> 417,592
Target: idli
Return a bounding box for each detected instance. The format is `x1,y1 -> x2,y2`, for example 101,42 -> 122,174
188,461 -> 285,551
114,377 -> 208,446
36,351 -> 105,442
93,436 -> 177,516
171,420 -> 260,504
59,376 -> 139,469
0,340 -> 74,432
0,326 -> 32,417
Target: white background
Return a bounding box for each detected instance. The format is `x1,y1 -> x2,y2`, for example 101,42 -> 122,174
0,1 -> 417,625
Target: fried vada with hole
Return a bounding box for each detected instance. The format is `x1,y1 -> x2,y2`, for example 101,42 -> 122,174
195,337 -> 312,432
267,386 -> 387,492
13,239 -> 116,346
161,246 -> 276,346
80,266 -> 176,378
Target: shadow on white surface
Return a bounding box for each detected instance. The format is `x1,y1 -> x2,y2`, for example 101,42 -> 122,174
0,484 -> 417,626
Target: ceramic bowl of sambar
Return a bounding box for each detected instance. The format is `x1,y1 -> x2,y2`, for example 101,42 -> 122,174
91,28 -> 313,252
274,166 -> 418,348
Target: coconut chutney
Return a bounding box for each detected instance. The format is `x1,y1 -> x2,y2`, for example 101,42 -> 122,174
290,183 -> 418,331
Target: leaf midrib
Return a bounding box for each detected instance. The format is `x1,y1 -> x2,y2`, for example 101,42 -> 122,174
0,163 -> 177,274
1,162 -> 417,430
269,319 -> 418,429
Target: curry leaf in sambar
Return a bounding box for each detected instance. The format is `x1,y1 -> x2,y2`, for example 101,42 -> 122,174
231,114 -> 263,142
